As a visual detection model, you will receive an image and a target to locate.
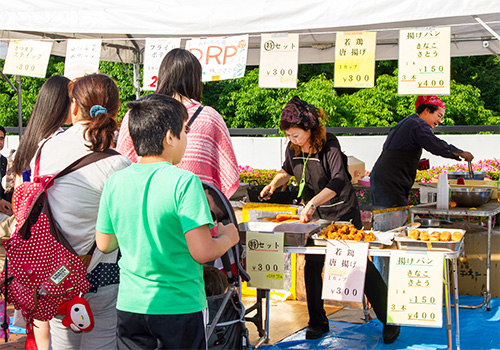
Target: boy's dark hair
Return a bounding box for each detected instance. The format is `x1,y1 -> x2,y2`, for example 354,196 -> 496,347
127,94 -> 188,157
203,265 -> 229,296
0,125 -> 5,136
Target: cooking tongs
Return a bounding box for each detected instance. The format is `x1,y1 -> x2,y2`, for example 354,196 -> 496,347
467,161 -> 474,179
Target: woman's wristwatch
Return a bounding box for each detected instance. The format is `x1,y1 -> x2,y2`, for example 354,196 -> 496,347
308,202 -> 317,210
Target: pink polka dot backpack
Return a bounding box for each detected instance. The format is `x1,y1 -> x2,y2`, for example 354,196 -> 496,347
1,150 -> 117,327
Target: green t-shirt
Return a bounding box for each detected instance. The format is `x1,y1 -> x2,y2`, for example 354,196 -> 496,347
96,162 -> 214,315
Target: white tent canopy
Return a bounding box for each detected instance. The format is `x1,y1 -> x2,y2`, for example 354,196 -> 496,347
1,0 -> 499,64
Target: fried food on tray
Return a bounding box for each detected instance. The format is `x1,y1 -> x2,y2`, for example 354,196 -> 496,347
408,229 -> 420,240
451,231 -> 464,242
440,231 -> 451,242
318,222 -> 373,241
265,214 -> 300,222
419,231 -> 429,241
429,231 -> 440,241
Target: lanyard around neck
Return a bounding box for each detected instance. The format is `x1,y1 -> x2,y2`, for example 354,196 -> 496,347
297,151 -> 311,198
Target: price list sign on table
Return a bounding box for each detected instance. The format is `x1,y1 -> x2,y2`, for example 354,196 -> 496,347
398,27 -> 451,95
321,240 -> 368,303
387,250 -> 444,327
246,231 -> 285,290
334,31 -> 376,88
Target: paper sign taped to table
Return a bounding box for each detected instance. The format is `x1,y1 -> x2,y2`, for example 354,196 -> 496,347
387,250 -> 444,327
246,231 -> 285,290
3,40 -> 53,78
321,240 -> 368,303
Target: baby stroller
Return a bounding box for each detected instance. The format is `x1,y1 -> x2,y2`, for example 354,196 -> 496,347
202,183 -> 251,350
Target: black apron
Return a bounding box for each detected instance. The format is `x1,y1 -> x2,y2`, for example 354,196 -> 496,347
292,151 -> 361,228
371,118 -> 422,208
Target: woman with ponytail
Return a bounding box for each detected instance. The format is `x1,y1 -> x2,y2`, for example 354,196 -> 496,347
33,74 -> 131,349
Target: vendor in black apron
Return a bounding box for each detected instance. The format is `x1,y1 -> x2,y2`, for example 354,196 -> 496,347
371,95 -> 474,208
260,96 -> 400,344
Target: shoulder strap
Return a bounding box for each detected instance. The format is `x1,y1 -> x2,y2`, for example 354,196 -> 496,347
186,105 -> 204,128
54,149 -> 120,180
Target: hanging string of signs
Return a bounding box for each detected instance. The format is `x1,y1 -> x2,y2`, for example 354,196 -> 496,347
1,27 -> 451,97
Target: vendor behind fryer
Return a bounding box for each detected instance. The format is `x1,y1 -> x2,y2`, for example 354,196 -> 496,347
95,94 -> 239,350
370,95 -> 474,208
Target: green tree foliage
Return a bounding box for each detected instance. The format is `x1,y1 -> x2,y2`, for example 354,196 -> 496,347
0,55 -> 498,129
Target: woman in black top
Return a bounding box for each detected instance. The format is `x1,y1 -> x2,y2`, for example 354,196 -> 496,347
261,96 -> 400,344
371,95 -> 473,208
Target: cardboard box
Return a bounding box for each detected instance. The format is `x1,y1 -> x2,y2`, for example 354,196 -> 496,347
348,156 -> 365,185
457,228 -> 500,298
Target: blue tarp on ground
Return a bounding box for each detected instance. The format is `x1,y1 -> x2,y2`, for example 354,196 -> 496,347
260,295 -> 500,350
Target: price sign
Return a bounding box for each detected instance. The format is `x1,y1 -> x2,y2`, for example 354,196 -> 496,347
64,39 -> 102,80
3,40 -> 53,78
334,31 -> 376,88
142,38 -> 181,91
387,250 -> 444,327
321,240 -> 368,303
398,27 -> 451,95
258,33 -> 298,89
186,35 -> 248,82
246,231 -> 285,290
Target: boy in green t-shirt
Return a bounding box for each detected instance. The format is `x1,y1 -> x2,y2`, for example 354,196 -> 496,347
96,94 -> 239,349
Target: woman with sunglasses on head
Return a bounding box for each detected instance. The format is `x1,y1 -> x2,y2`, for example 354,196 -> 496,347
370,95 -> 474,208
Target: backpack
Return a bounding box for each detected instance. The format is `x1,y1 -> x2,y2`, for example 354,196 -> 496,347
1,149 -> 119,326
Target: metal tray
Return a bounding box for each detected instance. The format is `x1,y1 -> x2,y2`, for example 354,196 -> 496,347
310,237 -> 384,249
394,228 -> 465,251
238,221 -> 322,246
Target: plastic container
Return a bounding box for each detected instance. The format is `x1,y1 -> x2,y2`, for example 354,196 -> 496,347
436,173 -> 449,209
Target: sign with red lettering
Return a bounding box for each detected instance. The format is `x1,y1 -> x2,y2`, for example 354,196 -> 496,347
143,38 -> 181,91
185,35 -> 248,82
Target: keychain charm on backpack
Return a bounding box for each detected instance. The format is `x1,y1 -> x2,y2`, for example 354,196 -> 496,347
58,296 -> 94,333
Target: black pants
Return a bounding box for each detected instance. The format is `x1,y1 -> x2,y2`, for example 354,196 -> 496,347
117,310 -> 207,350
305,254 -> 388,326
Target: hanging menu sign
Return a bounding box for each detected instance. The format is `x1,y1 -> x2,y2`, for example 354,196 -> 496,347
3,40 -> 53,78
64,39 -> 102,80
321,240 -> 368,303
142,38 -> 181,91
387,250 -> 444,327
246,231 -> 285,290
258,33 -> 298,89
398,27 -> 451,95
186,35 -> 248,82
334,31 -> 376,88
